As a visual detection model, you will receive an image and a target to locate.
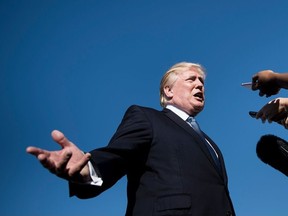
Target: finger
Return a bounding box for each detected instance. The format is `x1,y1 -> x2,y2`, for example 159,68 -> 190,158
276,119 -> 283,125
252,75 -> 259,90
284,118 -> 288,129
26,146 -> 47,157
255,110 -> 263,119
257,111 -> 266,123
252,75 -> 258,83
54,152 -> 73,176
38,150 -> 72,173
37,153 -> 53,169
26,146 -> 57,172
68,153 -> 91,177
51,130 -> 73,148
266,112 -> 276,122
261,118 -> 266,124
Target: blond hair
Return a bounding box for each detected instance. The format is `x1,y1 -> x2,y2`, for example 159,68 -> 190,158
159,62 -> 206,107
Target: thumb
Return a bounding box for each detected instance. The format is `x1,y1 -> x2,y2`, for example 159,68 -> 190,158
51,130 -> 73,148
252,75 -> 259,91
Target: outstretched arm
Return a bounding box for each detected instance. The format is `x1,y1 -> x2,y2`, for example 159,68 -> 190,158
26,130 -> 92,183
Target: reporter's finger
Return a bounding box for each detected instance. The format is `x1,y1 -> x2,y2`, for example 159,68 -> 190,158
255,110 -> 263,119
252,75 -> 259,90
284,118 -> 288,129
257,111 -> 266,123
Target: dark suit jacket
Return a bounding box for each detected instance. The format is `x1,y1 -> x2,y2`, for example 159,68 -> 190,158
70,105 -> 235,216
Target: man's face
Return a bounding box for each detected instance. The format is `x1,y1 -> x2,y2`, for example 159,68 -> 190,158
166,67 -> 205,116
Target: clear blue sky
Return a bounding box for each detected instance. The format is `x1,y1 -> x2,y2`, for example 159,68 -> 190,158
1,0 -> 288,215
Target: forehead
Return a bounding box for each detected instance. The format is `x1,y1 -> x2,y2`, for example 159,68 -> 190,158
178,67 -> 204,78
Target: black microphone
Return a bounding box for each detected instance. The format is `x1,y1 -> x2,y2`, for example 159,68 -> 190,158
256,134 -> 288,176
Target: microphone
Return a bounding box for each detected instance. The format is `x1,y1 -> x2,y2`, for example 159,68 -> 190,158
256,134 -> 288,176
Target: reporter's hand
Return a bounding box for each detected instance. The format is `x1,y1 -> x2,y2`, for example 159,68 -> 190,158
256,98 -> 288,124
252,70 -> 280,97
279,117 -> 288,129
26,130 -> 92,183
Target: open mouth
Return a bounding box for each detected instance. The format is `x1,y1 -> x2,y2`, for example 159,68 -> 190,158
194,92 -> 204,101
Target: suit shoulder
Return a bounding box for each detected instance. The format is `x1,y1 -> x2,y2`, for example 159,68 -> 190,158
126,104 -> 161,115
125,104 -> 163,118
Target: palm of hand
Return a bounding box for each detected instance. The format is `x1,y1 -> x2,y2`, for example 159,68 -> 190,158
27,130 -> 91,183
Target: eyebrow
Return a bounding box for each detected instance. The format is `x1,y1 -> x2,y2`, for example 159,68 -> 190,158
185,75 -> 204,83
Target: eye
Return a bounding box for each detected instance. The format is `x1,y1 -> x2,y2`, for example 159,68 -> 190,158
186,76 -> 196,82
199,77 -> 204,84
186,76 -> 204,85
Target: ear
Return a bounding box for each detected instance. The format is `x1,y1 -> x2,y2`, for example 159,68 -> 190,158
164,86 -> 173,98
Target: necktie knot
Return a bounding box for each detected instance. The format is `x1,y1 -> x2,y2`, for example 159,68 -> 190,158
186,116 -> 201,133
186,116 -> 194,124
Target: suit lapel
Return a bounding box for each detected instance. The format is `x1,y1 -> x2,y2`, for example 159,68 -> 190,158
163,108 -> 225,179
203,133 -> 228,180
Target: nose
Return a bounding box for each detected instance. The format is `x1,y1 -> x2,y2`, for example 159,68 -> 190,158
195,78 -> 204,88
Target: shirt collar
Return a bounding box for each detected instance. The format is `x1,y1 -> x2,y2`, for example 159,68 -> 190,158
166,105 -> 190,121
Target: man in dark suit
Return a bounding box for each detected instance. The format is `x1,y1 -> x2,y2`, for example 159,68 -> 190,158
27,62 -> 235,216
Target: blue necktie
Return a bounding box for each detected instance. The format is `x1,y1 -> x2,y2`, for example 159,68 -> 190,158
186,116 -> 221,171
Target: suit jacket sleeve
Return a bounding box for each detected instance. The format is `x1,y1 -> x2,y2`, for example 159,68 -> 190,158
69,105 -> 152,198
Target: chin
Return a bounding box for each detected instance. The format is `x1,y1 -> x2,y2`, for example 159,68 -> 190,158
195,105 -> 204,112
190,106 -> 204,116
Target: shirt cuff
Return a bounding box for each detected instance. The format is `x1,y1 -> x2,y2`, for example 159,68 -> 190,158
88,161 -> 103,186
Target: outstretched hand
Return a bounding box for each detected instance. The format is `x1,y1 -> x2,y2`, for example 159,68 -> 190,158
26,130 -> 92,183
252,70 -> 280,97
255,98 -> 288,128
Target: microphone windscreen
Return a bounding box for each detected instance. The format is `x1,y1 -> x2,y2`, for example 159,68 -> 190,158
256,134 -> 288,176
